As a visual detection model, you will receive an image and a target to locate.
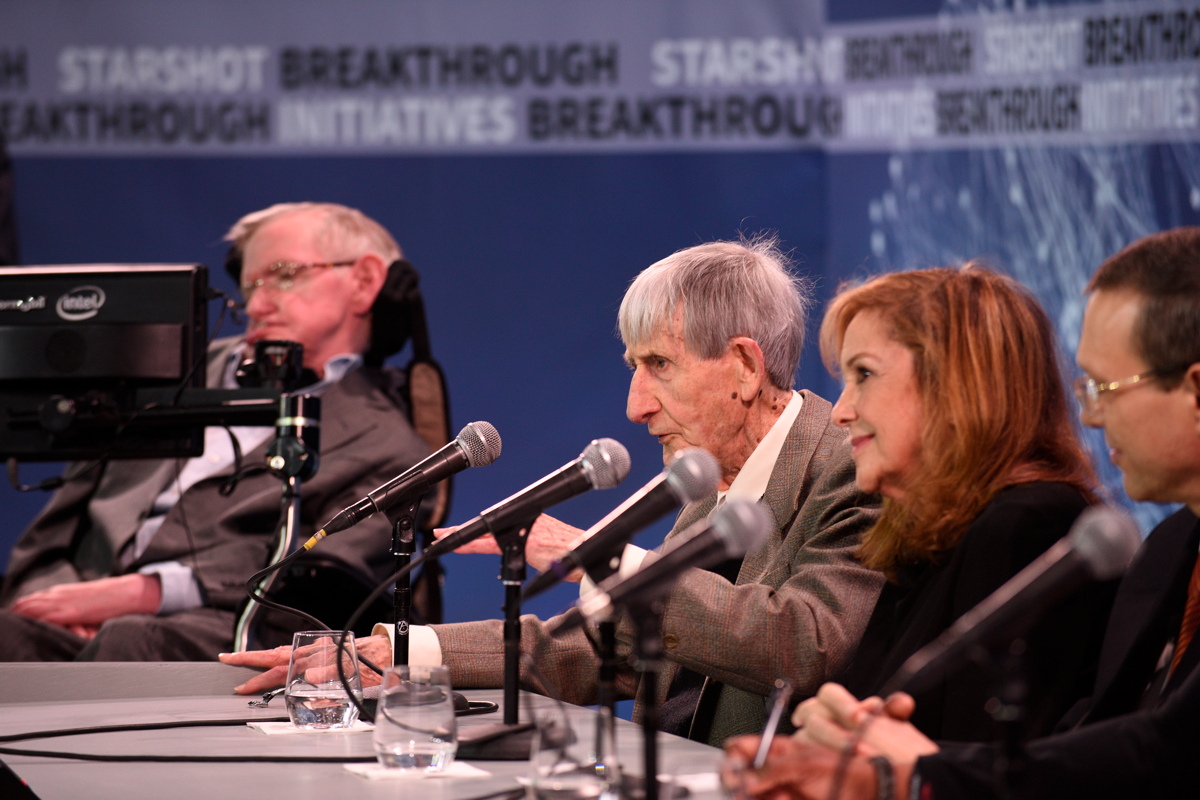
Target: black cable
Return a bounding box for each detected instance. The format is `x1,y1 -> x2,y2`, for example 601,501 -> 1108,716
7,456 -> 103,493
242,547 -> 331,633
0,717 -> 286,743
0,716 -> 375,764
0,745 -> 374,764
237,544 -> 430,724
334,551 -> 430,722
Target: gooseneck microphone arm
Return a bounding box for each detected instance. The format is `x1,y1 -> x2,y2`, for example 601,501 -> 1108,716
445,438 -> 630,758
522,447 -> 720,601
232,386 -> 322,652
300,420 -> 501,551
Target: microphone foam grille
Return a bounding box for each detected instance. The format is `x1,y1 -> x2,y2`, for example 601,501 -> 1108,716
1070,505 -> 1142,580
583,438 -> 632,489
711,500 -> 771,558
666,448 -> 721,504
458,421 -> 502,467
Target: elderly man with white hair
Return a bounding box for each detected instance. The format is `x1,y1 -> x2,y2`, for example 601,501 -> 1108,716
224,236 -> 882,746
1,202 -> 430,662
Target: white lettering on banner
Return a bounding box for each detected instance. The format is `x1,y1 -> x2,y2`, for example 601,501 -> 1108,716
844,87 -> 936,141
982,20 -> 1082,75
58,46 -> 270,94
1082,76 -> 1199,132
276,96 -> 516,145
649,38 -> 822,87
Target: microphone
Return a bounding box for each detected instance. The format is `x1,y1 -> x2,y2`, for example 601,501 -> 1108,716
549,498 -> 771,636
425,438 -> 632,559
301,421 -> 501,551
882,505 -> 1141,697
522,447 -> 721,600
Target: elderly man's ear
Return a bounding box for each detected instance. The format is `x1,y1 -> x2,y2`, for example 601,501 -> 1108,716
350,253 -> 390,315
728,336 -> 768,403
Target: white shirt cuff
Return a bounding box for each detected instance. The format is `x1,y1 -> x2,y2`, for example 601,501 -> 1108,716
579,543 -> 649,598
371,622 -> 443,667
137,561 -> 205,615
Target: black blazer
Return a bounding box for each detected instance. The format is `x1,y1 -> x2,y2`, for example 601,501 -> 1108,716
839,482 -> 1114,743
918,509 -> 1200,799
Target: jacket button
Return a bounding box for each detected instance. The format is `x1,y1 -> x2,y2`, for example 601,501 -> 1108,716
663,633 -> 679,649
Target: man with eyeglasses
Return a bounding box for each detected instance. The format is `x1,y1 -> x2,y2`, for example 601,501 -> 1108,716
0,202 -> 431,661
722,226 -> 1200,799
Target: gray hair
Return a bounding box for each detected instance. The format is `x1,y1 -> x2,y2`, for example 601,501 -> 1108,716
618,236 -> 812,389
224,202 -> 402,264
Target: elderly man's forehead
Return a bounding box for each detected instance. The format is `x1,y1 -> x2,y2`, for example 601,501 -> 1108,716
625,313 -> 689,350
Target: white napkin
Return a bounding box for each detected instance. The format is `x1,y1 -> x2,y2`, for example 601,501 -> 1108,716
671,773 -> 722,793
248,720 -> 374,735
344,761 -> 493,780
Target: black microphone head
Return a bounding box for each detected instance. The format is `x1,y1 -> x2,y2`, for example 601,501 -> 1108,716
665,448 -> 721,504
456,421 -> 502,467
710,499 -> 771,559
580,438 -> 631,490
1069,505 -> 1141,580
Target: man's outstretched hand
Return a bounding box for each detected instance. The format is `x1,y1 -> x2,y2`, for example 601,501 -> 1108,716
219,634 -> 393,695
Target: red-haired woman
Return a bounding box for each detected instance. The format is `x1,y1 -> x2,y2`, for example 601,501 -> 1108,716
820,264 -> 1114,742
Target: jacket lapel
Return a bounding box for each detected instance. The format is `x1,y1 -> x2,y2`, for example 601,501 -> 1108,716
1087,509 -> 1199,721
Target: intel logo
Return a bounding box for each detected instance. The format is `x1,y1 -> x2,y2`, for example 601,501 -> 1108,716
56,286 -> 106,321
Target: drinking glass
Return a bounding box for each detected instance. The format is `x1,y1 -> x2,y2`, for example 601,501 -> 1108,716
527,706 -> 619,800
284,630 -> 363,730
373,664 -> 457,771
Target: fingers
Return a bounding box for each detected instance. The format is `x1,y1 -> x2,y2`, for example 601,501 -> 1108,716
883,692 -> 916,721
218,645 -> 293,668
434,526 -> 500,555
814,682 -> 867,728
355,635 -> 393,670
69,624 -> 99,639
795,706 -> 858,754
232,665 -> 288,695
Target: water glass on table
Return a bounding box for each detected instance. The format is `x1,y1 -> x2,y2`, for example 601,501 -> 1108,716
528,706 -> 620,800
284,630 -> 363,730
373,664 -> 458,771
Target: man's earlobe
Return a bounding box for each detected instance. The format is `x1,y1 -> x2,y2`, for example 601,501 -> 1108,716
352,254 -> 389,314
730,337 -> 767,401
1180,365 -> 1200,438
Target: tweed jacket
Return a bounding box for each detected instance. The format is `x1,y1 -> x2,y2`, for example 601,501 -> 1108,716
2,338 -> 429,617
432,390 -> 883,744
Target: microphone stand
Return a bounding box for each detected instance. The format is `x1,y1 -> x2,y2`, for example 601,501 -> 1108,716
457,516 -> 558,760
628,599 -> 665,800
589,556 -> 622,780
990,638 -> 1030,800
385,496 -> 423,666
596,620 -> 620,731
495,517 -> 537,725
233,392 -> 321,651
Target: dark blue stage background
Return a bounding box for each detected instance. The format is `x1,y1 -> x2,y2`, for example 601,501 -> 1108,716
3,0 -> 1199,631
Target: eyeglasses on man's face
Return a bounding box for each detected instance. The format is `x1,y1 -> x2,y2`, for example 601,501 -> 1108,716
1072,370 -> 1163,414
240,259 -> 356,302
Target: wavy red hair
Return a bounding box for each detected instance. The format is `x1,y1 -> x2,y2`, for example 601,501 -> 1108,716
820,264 -> 1097,576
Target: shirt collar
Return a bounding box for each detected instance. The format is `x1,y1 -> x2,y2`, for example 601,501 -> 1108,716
720,390 -> 804,504
304,353 -> 362,395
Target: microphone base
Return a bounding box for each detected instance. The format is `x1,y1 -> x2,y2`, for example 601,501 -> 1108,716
457,720 -> 573,761
617,774 -> 690,800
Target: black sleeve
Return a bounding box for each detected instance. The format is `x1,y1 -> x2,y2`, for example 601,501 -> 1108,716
918,662 -> 1200,800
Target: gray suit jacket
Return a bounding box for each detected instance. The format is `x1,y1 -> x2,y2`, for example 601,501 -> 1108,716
2,338 -> 428,626
433,390 -> 883,744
